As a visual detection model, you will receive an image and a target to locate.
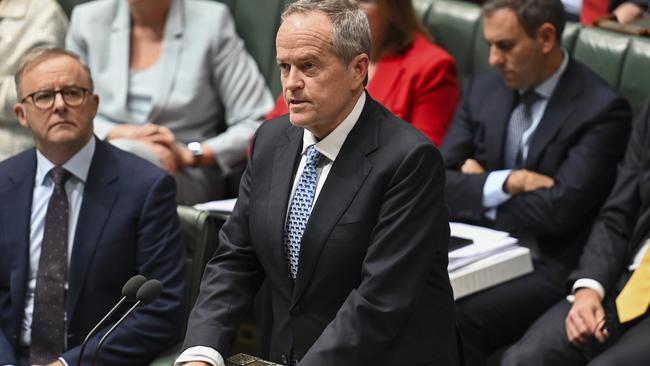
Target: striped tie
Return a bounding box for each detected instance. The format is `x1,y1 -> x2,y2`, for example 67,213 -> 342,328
504,89 -> 542,169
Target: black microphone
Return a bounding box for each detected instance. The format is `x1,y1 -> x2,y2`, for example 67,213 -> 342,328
76,275 -> 147,366
90,279 -> 163,366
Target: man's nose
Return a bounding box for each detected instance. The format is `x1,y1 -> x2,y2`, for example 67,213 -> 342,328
284,68 -> 304,90
52,92 -> 67,112
488,46 -> 504,66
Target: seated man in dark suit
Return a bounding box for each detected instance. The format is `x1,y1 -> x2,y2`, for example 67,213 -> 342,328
440,0 -> 632,363
175,0 -> 458,365
0,48 -> 186,366
501,99 -> 650,365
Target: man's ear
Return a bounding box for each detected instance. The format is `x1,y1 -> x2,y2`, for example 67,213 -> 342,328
14,103 -> 30,129
90,93 -> 100,118
537,22 -> 557,54
350,53 -> 370,88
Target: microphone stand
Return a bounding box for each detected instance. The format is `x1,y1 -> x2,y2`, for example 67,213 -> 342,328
75,296 -> 128,366
89,300 -> 142,366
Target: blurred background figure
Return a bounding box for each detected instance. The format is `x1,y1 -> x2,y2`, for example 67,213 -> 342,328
266,0 -> 460,146
0,0 -> 68,161
67,0 -> 273,204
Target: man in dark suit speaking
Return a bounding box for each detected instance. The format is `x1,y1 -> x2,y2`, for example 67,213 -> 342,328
0,48 -> 186,366
440,0 -> 631,363
175,0 -> 457,365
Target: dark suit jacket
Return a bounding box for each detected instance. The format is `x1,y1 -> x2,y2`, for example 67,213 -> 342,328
0,138 -> 186,365
183,96 -> 458,365
569,99 -> 650,293
441,57 -> 631,267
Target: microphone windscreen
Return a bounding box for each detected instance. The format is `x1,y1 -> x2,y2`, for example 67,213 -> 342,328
122,275 -> 147,301
136,279 -> 163,305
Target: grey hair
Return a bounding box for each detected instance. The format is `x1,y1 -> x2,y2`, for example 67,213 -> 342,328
282,0 -> 371,64
14,48 -> 94,97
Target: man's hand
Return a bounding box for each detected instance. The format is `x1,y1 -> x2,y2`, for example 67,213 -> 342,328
461,159 -> 485,174
565,288 -> 609,348
142,141 -> 178,174
106,123 -> 157,140
613,2 -> 645,24
504,170 -> 554,195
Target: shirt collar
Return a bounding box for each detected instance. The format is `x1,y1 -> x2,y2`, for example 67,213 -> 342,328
524,49 -> 569,99
301,91 -> 366,162
36,137 -> 96,186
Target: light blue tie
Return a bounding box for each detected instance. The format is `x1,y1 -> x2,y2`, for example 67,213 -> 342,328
284,145 -> 323,280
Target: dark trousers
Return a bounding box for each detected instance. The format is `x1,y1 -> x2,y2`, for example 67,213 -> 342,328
456,260 -> 567,366
502,298 -> 650,365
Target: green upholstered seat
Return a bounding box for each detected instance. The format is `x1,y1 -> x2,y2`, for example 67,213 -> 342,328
150,205 -> 221,366
471,16 -> 491,81
561,21 -> 582,53
573,27 -> 630,88
215,0 -> 290,95
426,0 -> 484,91
413,0 -> 434,23
619,38 -> 650,116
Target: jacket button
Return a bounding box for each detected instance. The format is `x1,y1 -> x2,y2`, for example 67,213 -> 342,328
281,354 -> 288,365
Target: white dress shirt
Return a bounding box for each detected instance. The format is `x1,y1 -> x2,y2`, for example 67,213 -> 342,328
174,92 -> 366,366
482,50 -> 569,220
570,238 -> 650,301
15,138 -> 95,366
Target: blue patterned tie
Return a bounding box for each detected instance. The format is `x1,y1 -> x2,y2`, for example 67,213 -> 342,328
284,145 -> 323,280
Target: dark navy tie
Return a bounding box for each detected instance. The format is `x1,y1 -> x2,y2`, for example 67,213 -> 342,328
30,166 -> 71,364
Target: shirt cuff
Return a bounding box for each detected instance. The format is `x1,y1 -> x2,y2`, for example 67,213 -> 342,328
482,170 -> 513,208
174,346 -> 225,366
59,356 -> 69,366
571,278 -> 606,300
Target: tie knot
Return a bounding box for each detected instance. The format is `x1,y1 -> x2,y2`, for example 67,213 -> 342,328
50,166 -> 71,186
305,145 -> 323,168
519,89 -> 542,109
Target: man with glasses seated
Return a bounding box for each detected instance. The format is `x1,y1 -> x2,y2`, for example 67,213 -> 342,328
0,48 -> 186,366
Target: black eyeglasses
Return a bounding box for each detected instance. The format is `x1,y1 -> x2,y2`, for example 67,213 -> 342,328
21,86 -> 91,110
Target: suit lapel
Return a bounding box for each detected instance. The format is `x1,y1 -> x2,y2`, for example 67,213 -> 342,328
2,152 -> 36,332
267,125 -> 303,287
148,0 -> 184,122
526,60 -> 580,168
67,141 -> 119,318
108,1 -> 131,118
291,98 -> 377,305
485,83 -> 517,170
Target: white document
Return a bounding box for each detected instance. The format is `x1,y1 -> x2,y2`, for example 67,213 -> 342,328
193,198 -> 237,213
449,246 -> 533,300
448,222 -> 519,271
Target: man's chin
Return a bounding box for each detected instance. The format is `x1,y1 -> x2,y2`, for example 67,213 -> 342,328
288,113 -> 312,128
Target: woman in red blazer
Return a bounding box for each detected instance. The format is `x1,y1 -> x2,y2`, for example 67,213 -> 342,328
266,0 -> 460,146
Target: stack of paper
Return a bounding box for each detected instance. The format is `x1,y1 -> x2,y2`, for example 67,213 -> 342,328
448,222 -> 518,271
447,222 -> 533,299
449,246 -> 533,300
193,198 -> 238,213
